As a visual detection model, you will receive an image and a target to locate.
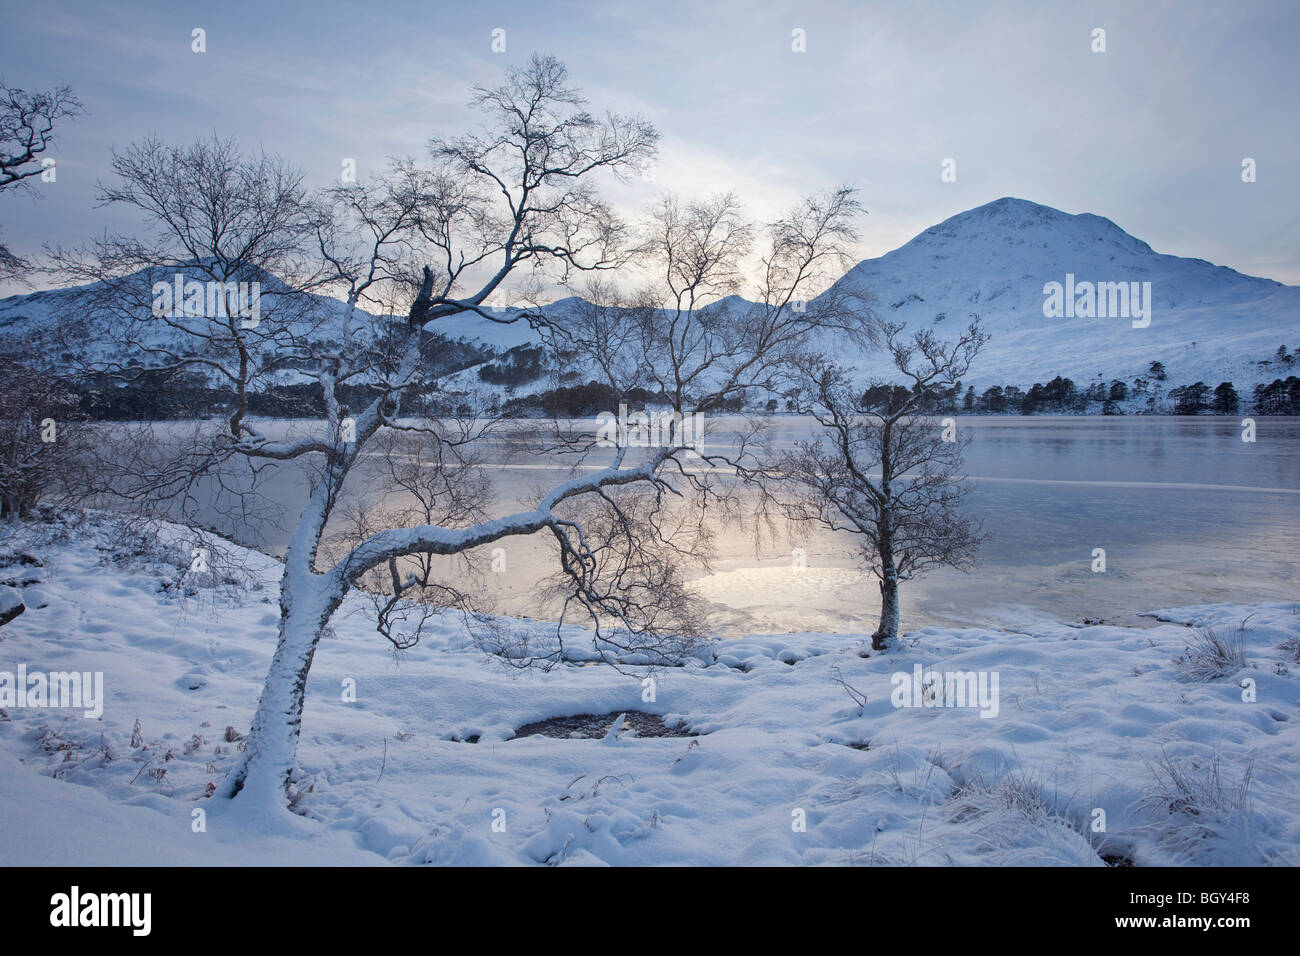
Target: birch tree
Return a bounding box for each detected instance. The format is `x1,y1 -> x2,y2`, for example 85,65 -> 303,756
0,80 -> 83,281
530,187 -> 872,551
59,55 -> 664,813
780,321 -> 988,649
60,54 -> 871,817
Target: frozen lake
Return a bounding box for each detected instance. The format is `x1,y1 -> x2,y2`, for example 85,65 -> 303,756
691,416 -> 1300,635
164,415 -> 1300,637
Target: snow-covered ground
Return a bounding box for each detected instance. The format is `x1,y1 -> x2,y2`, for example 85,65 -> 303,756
1,512 -> 1296,866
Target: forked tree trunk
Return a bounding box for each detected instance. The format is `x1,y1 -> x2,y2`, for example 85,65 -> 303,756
215,574 -> 339,810
216,460 -> 348,813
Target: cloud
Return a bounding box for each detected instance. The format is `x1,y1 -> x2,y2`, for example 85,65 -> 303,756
1,0 -> 1296,296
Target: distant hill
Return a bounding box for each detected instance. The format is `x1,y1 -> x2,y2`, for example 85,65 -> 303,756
816,196 -> 1298,391
2,198 -> 1296,408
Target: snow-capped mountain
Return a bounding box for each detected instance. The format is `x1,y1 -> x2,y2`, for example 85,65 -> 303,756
0,263 -> 373,377
2,198 -> 1296,397
366,198 -> 1300,396
442,197 -> 1299,395
821,197 -> 1298,390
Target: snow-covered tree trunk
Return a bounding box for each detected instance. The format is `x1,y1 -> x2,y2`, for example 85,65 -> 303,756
217,584 -> 334,809
874,565 -> 900,650
873,502 -> 900,649
216,476 -> 345,811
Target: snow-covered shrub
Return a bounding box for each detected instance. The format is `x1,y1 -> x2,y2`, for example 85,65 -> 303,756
1173,624 -> 1247,681
1280,609 -> 1300,662
949,768 -> 1050,822
883,766 -> 1106,867
95,514 -> 262,606
1136,748 -> 1257,860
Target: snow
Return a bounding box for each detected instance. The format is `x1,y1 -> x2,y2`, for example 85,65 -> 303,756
6,198 -> 1297,402
0,749 -> 383,866
819,198 -> 1300,392
0,587 -> 22,618
0,512 -> 1296,866
429,198 -> 1300,399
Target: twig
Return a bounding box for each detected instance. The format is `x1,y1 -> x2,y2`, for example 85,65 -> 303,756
830,665 -> 868,711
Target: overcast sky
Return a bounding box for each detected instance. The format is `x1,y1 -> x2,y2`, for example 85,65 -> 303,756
2,0 -> 1297,299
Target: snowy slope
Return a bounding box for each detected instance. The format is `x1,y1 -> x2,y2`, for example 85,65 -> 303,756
3,201 -> 1297,398
820,197 -> 1299,391
432,200 -> 1300,396
0,263 -> 381,387
1,512 -> 1296,866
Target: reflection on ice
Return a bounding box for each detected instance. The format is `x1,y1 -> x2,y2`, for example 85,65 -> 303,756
153,415 -> 1300,637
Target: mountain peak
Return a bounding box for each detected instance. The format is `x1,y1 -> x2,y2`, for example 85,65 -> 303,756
863,195 -> 1159,265
975,196 -> 1065,216
910,197 -> 1152,255
809,193 -> 1297,392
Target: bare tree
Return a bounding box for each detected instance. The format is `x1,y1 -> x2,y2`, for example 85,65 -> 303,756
0,355 -> 93,521
629,186 -> 869,414
41,132 -> 338,544
56,53 -> 873,817
0,81 -> 83,281
49,134 -> 326,435
59,55 -> 674,814
530,186 -> 872,558
780,320 -> 988,650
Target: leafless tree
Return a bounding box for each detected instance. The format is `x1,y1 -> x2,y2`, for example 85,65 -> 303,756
0,81 -> 83,281
57,55 -> 675,813
0,354 -> 93,520
54,53 -> 874,817
530,186 -> 872,559
779,320 -> 988,649
49,133 -> 326,432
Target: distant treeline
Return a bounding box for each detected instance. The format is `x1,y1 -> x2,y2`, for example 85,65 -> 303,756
55,372 -> 1300,421
21,343 -> 1300,422
72,371 -> 400,420
952,375 -> 1300,416
57,329 -> 496,420
502,381 -> 747,418
477,344 -> 546,386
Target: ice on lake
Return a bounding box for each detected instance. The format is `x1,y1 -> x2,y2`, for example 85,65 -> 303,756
155,415 -> 1300,637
